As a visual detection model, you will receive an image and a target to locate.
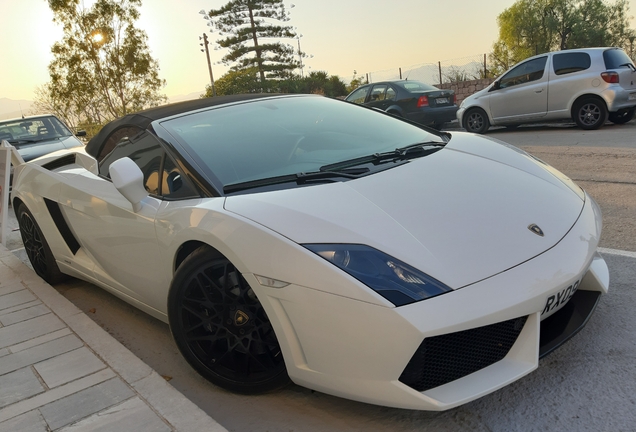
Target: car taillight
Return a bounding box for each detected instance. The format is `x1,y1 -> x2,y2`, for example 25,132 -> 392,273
453,94 -> 457,104
601,72 -> 619,84
417,96 -> 429,108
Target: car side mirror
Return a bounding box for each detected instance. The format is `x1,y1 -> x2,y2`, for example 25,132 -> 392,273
109,157 -> 148,212
489,81 -> 500,91
75,130 -> 87,137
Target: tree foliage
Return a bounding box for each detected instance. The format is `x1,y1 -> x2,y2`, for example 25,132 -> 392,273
205,0 -> 300,84
202,69 -> 347,98
38,0 -> 166,133
490,0 -> 636,74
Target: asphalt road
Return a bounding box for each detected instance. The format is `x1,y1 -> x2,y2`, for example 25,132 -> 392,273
4,122 -> 636,431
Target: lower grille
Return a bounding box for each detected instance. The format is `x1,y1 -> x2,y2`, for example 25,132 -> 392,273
399,316 -> 528,392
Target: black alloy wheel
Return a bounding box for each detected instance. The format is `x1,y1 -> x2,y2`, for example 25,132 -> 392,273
168,246 -> 289,394
464,108 -> 490,134
573,97 -> 608,130
608,108 -> 635,124
16,203 -> 66,284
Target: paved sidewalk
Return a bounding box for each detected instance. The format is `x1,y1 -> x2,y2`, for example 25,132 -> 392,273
0,244 -> 227,432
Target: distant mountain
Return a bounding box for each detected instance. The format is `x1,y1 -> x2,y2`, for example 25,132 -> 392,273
0,98 -> 34,120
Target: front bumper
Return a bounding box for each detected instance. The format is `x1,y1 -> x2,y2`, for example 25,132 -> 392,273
251,193 -> 608,410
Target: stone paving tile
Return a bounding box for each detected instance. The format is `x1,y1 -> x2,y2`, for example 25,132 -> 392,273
132,371 -> 227,432
0,268 -> 20,287
39,377 -> 134,431
7,328 -> 72,354
0,300 -> 42,317
0,282 -> 23,297
0,334 -> 83,375
0,313 -> 65,350
0,368 -> 45,409
0,409 -> 49,432
0,349 -> 8,358
58,397 -> 171,432
0,305 -> 50,326
0,369 -> 116,424
25,279 -> 83,320
0,289 -> 36,313
63,313 -> 153,385
34,347 -> 106,389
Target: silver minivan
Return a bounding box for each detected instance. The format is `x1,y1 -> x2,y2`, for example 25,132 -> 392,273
457,47 -> 636,133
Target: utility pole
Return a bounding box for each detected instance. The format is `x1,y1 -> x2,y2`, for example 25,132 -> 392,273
200,33 -> 216,97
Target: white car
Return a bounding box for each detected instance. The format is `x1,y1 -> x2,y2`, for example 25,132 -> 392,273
457,47 -> 636,133
12,94 -> 609,410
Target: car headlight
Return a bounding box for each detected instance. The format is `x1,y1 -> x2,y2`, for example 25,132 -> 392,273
304,244 -> 452,307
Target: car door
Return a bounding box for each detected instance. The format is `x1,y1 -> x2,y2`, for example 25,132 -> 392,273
489,56 -> 549,123
366,84 -> 391,110
58,132 -> 167,306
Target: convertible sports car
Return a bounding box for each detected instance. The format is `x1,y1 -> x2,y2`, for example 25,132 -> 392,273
12,94 -> 609,410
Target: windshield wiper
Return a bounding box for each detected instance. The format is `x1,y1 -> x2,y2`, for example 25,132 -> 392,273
320,141 -> 446,172
223,167 -> 370,194
619,62 -> 636,72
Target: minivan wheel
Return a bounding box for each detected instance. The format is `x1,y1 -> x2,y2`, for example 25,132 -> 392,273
573,97 -> 608,130
463,108 -> 489,134
608,108 -> 635,124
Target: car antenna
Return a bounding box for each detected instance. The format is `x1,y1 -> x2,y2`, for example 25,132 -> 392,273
20,104 -> 25,119
404,69 -> 411,81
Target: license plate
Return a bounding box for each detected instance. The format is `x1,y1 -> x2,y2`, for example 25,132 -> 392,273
436,97 -> 449,104
541,279 -> 580,318
629,92 -> 636,101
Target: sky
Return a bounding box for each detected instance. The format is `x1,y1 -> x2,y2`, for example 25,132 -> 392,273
2,0 -> 636,102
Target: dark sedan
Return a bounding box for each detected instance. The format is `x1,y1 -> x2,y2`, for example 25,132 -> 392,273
0,115 -> 85,187
345,80 -> 458,129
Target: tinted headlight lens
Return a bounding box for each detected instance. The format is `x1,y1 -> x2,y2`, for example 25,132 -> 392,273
304,244 -> 451,306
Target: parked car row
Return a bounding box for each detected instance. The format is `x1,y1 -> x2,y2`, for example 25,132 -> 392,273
345,47 -> 636,134
7,45 -> 628,414
12,92 -> 608,411
459,47 -> 636,133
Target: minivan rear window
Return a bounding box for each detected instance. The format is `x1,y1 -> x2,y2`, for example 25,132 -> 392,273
553,53 -> 591,75
603,49 -> 634,69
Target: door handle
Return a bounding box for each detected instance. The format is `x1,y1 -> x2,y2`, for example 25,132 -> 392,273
535,89 -> 544,93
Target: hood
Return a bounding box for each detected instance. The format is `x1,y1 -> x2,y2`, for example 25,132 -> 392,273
15,135 -> 84,162
224,132 -> 584,289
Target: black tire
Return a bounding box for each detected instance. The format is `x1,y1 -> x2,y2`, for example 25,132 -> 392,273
608,108 -> 635,124
573,97 -> 608,130
463,108 -> 490,134
16,203 -> 67,284
168,246 -> 289,394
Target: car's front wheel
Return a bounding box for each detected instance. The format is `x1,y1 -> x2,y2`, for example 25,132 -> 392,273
16,203 -> 67,284
168,246 -> 289,394
463,108 -> 490,134
608,108 -> 635,124
573,97 -> 608,130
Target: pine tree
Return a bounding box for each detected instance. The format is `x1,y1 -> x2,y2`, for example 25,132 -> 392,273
205,0 -> 300,85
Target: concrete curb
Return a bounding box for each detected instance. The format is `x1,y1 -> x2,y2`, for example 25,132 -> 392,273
0,244 -> 227,431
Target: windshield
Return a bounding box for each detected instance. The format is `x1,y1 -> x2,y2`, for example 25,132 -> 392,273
161,96 -> 442,190
0,116 -> 73,145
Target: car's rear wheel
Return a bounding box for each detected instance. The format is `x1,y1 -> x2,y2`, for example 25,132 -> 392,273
16,203 -> 66,284
573,97 -> 608,130
463,108 -> 489,134
168,246 -> 289,394
608,108 -> 635,124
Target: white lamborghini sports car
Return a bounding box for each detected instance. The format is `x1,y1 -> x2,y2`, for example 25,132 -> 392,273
12,94 -> 609,410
